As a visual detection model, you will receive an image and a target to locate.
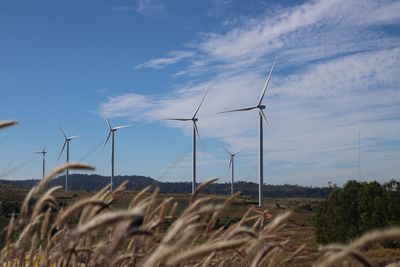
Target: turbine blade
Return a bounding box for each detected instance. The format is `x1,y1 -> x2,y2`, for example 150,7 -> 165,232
193,121 -> 205,152
193,86 -> 210,118
59,127 -> 67,139
113,124 -> 131,130
222,146 -> 232,155
58,140 -> 67,161
218,106 -> 257,114
42,145 -> 46,153
33,151 -> 42,154
68,135 -> 81,140
164,118 -> 192,121
260,110 -> 273,137
227,157 -> 232,177
102,112 -> 112,129
234,146 -> 248,155
103,131 -> 112,150
258,56 -> 278,106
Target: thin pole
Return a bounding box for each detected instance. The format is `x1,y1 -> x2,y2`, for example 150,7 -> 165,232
111,131 -> 115,192
192,123 -> 196,194
259,111 -> 264,207
66,140 -> 69,191
42,154 -> 45,179
231,156 -> 234,196
358,131 -> 361,181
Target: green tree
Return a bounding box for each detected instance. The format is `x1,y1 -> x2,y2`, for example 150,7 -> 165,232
314,180 -> 400,244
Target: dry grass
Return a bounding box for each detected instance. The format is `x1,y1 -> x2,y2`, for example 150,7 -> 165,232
0,165 -> 400,266
0,121 -> 18,130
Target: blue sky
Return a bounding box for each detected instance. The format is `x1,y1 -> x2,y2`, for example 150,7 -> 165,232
1,0 -> 399,186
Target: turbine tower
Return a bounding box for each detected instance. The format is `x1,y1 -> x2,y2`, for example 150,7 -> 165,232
223,147 -> 247,196
58,128 -> 80,191
102,113 -> 131,192
165,87 -> 209,194
220,58 -> 277,207
34,145 -> 47,179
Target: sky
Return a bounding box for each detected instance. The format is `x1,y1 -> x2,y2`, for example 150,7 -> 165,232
0,0 -> 399,186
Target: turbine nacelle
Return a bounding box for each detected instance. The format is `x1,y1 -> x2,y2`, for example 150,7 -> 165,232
258,105 -> 266,110
34,145 -> 47,155
58,128 -> 80,161
102,113 -> 131,149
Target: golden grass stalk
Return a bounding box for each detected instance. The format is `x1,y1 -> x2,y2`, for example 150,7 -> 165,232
204,192 -> 240,236
166,237 -> 250,265
190,177 -> 218,203
31,186 -> 62,219
55,199 -> 110,228
250,242 -> 284,267
40,207 -> 52,242
14,214 -> 44,252
167,201 -> 178,219
277,244 -> 306,267
316,227 -> 400,267
0,120 -> 18,129
129,186 -> 150,208
75,205 -> 146,234
263,211 -> 291,234
19,163 -> 95,226
351,227 -> 400,250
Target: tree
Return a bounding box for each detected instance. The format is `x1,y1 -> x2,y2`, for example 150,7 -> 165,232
314,180 -> 400,244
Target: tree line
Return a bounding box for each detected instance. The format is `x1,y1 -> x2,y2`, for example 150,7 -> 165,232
0,173 -> 332,198
315,179 -> 400,244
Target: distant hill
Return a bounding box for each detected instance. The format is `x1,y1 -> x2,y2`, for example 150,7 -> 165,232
0,174 -> 333,198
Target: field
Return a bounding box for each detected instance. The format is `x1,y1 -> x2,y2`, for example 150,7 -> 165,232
1,166 -> 400,266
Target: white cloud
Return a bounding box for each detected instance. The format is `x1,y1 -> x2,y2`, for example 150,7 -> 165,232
135,51 -> 195,70
113,0 -> 164,16
102,0 -> 400,185
136,0 -> 164,15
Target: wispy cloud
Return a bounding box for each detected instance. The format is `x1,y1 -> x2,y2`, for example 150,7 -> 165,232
102,0 -> 400,185
113,0 -> 165,16
135,51 -> 195,70
97,88 -> 109,94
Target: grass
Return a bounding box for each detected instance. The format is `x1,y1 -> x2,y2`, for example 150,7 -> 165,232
0,163 -> 400,266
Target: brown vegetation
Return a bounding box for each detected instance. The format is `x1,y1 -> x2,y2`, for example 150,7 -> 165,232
1,162 -> 400,266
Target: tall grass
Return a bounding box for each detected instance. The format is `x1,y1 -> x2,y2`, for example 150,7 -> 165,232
1,164 -> 399,266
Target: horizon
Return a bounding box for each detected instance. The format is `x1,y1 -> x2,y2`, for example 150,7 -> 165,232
0,171 -> 396,188
1,0 -> 399,187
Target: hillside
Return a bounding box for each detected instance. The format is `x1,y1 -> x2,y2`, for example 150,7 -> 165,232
0,173 -> 332,198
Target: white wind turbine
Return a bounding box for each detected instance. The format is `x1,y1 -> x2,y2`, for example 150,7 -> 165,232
220,58 -> 277,207
34,145 -> 47,179
165,88 -> 209,194
102,113 -> 131,192
58,128 -> 80,191
223,147 -> 247,196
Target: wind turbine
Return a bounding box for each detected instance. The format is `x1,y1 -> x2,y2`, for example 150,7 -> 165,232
58,128 -> 80,191
220,58 -> 277,207
34,145 -> 47,179
223,147 -> 247,196
165,87 -> 209,194
102,113 -> 131,192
